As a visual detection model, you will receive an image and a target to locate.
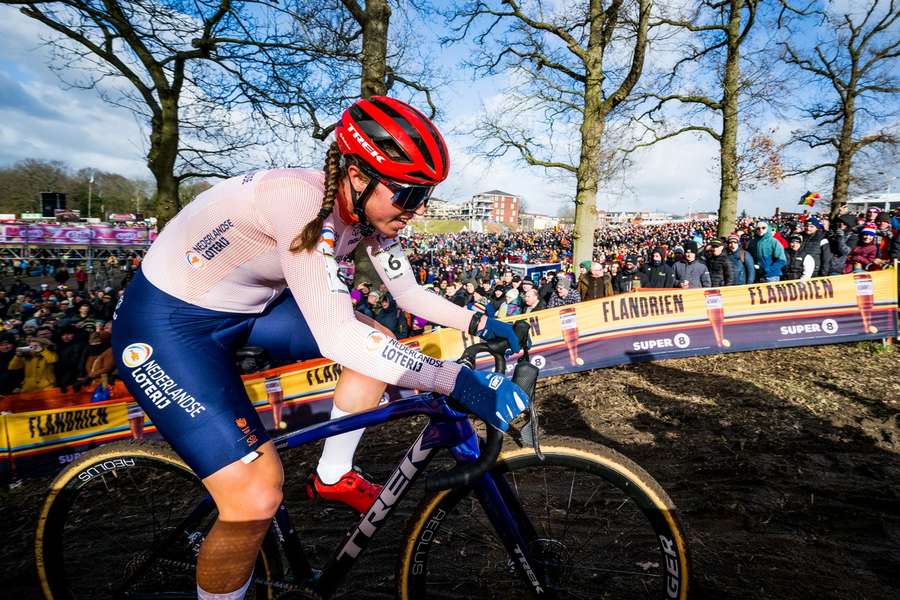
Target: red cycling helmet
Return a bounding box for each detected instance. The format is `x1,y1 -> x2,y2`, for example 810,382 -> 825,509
335,96 -> 449,186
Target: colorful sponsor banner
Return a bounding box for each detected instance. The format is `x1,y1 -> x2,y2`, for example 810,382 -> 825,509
1,271 -> 896,481
457,269 -> 898,377
0,223 -> 157,246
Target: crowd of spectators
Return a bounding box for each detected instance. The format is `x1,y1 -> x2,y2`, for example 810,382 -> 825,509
0,254 -> 142,396
2,205 -> 898,396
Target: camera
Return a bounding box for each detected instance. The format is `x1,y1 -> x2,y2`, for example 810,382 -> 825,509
16,346 -> 33,355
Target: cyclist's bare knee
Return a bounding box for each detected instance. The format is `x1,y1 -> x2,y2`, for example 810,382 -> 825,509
202,441 -> 284,521
335,367 -> 387,413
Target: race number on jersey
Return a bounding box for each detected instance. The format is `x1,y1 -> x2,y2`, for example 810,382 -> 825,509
377,242 -> 410,281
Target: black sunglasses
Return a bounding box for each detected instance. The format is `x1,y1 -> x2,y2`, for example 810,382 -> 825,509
379,177 -> 434,212
358,163 -> 434,212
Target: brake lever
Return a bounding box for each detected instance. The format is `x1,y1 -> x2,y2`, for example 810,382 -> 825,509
510,354 -> 544,462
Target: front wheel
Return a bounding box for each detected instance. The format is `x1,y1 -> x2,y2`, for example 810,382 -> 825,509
34,440 -> 283,600
397,436 -> 689,599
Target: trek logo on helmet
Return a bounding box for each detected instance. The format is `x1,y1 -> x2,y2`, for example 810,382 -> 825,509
346,123 -> 386,164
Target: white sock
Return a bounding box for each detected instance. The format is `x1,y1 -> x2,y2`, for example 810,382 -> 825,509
197,573 -> 253,600
316,405 -> 365,485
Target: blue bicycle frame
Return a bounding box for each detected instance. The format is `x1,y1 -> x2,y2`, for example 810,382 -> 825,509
259,390 -> 548,598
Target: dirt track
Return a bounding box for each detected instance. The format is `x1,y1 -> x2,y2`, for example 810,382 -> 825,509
3,342 -> 899,599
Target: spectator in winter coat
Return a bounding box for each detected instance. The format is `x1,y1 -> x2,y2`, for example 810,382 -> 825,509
579,262 -> 615,300
874,213 -> 894,267
501,288 -> 523,317
613,256 -> 641,293
891,226 -> 900,262
826,215 -> 857,275
666,246 -> 685,268
548,276 -> 581,308
522,287 -> 547,313
54,325 -> 88,391
844,227 -> 879,273
800,217 -> 832,277
703,239 -> 734,287
639,248 -> 676,288
7,337 -> 58,392
844,223 -> 878,273
673,241 -> 711,288
783,235 -> 816,281
748,221 -> 787,282
0,333 -> 23,394
726,235 -> 755,285
374,294 -> 402,338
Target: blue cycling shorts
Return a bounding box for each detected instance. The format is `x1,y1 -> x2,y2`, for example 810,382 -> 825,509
112,270 -> 322,479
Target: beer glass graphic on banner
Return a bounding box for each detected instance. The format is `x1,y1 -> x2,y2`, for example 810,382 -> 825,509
704,289 -> 730,348
853,273 -> 878,334
559,307 -> 584,366
265,375 -> 286,430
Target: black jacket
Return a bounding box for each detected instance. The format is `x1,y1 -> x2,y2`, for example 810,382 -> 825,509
800,230 -> 832,276
703,251 -> 734,287
639,261 -> 676,288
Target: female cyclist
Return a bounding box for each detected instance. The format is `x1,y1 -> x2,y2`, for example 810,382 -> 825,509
111,96 -> 528,600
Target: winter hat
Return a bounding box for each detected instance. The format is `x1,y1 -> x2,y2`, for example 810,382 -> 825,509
727,234 -> 740,243
788,235 -> 803,244
556,277 -> 572,290
875,212 -> 891,224
683,240 -> 699,254
579,260 -> 592,270
754,221 -> 768,231
505,288 -> 519,302
806,217 -> 822,228
861,225 -> 877,237
709,238 -> 724,247
624,255 -> 638,265
673,245 -> 685,254
349,289 -> 362,303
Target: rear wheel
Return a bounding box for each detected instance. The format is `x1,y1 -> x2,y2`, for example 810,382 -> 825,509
397,437 -> 689,599
35,440 -> 283,599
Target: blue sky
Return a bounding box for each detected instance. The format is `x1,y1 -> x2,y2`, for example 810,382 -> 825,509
0,2 -> 893,218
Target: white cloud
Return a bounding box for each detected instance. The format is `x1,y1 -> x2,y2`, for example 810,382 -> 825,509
0,8 -> 149,177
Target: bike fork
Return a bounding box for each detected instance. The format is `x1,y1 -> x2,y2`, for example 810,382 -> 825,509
471,473 -> 554,599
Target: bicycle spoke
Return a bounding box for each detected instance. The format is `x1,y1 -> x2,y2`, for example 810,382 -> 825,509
401,445 -> 687,600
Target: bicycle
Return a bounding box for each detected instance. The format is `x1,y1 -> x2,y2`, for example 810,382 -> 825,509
34,322 -> 689,599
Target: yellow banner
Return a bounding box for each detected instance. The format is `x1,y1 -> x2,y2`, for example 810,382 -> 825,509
5,403 -> 129,454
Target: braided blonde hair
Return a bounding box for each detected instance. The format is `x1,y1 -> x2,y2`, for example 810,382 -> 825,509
291,142 -> 344,252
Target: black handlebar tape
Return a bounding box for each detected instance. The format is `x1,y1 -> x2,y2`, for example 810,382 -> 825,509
424,426 -> 503,491
458,340 -> 507,372
513,320 -> 531,356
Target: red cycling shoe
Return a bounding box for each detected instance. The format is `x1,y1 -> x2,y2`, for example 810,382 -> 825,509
306,468 -> 383,514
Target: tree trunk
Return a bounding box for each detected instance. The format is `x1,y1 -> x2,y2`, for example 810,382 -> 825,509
148,96 -> 181,227
360,0 -> 391,98
353,0 -> 392,288
573,42 -> 604,269
717,0 -> 743,238
830,98 -> 855,219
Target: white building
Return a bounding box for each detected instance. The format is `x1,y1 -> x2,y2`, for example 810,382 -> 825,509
846,192 -> 900,213
424,198 -> 463,220
519,212 -> 560,231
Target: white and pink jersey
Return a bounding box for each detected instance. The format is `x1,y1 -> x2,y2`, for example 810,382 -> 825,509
142,168 -> 466,394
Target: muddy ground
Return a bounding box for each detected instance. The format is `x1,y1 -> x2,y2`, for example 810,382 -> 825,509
3,342 -> 899,599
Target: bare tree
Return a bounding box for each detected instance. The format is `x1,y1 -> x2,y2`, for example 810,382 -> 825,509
630,0 -> 781,237
446,0 -> 652,267
3,0 -> 439,226
780,0 -> 900,218
0,0 -> 316,224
